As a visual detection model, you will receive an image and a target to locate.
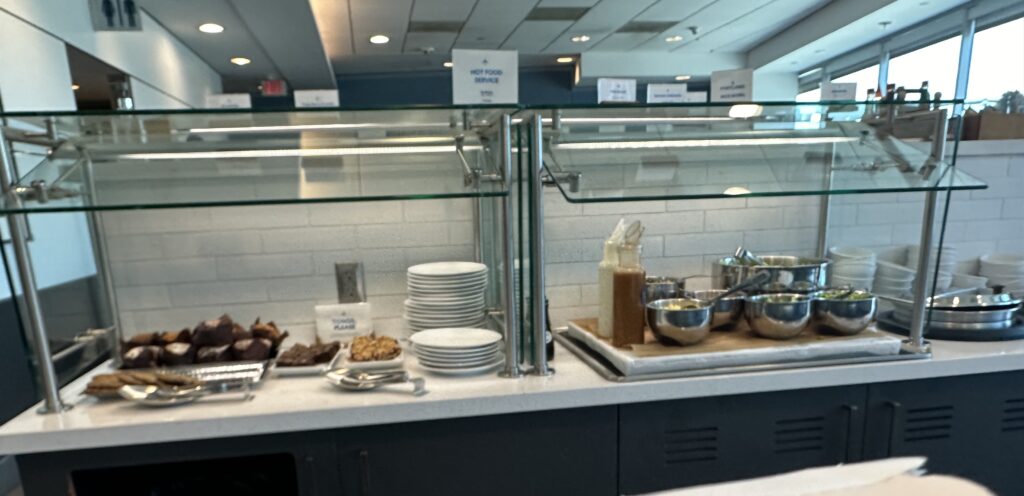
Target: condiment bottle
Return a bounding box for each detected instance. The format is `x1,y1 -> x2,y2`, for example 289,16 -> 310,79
612,242 -> 646,347
597,237 -> 621,338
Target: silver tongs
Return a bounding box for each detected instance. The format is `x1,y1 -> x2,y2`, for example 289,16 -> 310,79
326,368 -> 427,396
118,381 -> 255,407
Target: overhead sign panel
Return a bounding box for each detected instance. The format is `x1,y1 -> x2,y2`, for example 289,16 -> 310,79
451,49 -> 519,105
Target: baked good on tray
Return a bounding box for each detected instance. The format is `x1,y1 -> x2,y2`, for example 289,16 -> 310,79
276,340 -> 341,367
121,315 -> 289,369
349,334 -> 401,362
84,370 -> 200,398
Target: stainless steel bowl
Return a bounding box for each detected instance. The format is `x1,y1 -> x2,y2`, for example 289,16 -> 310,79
745,293 -> 813,339
714,256 -> 831,293
644,276 -> 684,305
689,289 -> 745,330
646,298 -> 711,346
813,290 -> 877,335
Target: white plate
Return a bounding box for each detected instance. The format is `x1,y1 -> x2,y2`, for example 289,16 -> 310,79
340,352 -> 406,371
408,288 -> 486,297
416,355 -> 504,376
407,320 -> 488,332
408,262 -> 487,277
417,353 -> 501,368
414,342 -> 500,358
405,308 -> 485,317
408,272 -> 487,281
409,328 -> 502,348
404,312 -> 486,322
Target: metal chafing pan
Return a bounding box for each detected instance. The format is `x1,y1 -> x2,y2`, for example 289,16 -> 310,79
928,293 -> 1022,311
891,311 -> 1020,331
893,307 -> 1019,324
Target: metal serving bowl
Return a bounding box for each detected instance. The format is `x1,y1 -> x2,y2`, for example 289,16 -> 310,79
644,276 -> 684,305
646,298 -> 711,346
714,256 -> 831,293
688,289 -> 745,330
745,293 -> 813,339
813,290 -> 878,336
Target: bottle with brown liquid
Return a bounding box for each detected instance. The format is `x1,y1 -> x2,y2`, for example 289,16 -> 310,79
612,243 -> 646,347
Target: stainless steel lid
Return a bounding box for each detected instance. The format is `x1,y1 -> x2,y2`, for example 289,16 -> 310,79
929,293 -> 1022,311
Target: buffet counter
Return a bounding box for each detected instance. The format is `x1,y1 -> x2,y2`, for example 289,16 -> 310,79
4,333 -> 1024,456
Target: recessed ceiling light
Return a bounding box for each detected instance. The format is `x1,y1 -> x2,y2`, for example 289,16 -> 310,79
71,84 -> 80,91
230,57 -> 251,66
369,34 -> 390,45
198,23 -> 224,34
665,35 -> 683,42
556,56 -> 574,63
674,75 -> 691,81
571,35 -> 590,43
443,61 -> 453,68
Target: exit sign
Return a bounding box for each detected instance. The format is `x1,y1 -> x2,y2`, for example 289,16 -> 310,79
261,79 -> 289,97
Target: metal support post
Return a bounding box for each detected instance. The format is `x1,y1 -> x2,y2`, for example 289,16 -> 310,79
953,18 -> 976,116
0,128 -> 68,413
82,153 -> 124,365
529,114 -> 553,376
498,115 -> 522,378
905,189 -> 937,354
816,143 -> 836,258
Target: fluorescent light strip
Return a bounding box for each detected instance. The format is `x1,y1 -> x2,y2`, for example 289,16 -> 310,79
556,117 -> 733,123
187,122 -> 453,134
555,137 -> 857,150
119,145 -> 481,160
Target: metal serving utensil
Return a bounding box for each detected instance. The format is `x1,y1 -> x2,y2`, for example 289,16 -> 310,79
326,368 -> 427,396
118,382 -> 254,407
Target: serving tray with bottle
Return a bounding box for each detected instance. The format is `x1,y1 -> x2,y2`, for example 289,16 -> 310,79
557,318 -> 908,381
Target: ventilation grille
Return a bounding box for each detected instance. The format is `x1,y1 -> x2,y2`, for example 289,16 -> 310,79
664,426 -> 718,465
525,7 -> 590,21
903,405 -> 953,442
408,21 -> 464,33
617,21 -> 678,33
1002,398 -> 1024,432
773,416 -> 825,454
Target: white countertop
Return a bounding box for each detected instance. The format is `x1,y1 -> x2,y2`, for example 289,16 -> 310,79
3,336 -> 1024,456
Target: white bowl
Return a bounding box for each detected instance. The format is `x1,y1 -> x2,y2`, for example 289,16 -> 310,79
829,246 -> 876,262
980,253 -> 1024,267
833,266 -> 877,279
876,261 -> 916,280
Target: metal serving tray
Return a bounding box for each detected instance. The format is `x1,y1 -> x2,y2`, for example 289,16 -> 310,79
125,361 -> 271,387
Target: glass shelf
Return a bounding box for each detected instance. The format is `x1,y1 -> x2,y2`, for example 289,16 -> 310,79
0,106 -> 512,214
530,101 -> 986,202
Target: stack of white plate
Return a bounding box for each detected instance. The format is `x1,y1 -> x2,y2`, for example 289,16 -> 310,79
405,262 -> 488,332
874,260 -> 916,297
980,253 -> 1024,296
906,244 -> 958,290
409,328 -> 504,376
829,246 -> 877,290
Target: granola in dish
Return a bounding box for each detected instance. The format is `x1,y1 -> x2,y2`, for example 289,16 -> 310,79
349,334 -> 401,362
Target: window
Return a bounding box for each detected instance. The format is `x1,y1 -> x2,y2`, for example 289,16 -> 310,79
797,88 -> 821,102
887,35 -> 962,100
967,17 -> 1024,103
832,65 -> 880,99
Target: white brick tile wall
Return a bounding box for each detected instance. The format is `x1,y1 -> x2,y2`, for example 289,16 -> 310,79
100,145 -> 1024,334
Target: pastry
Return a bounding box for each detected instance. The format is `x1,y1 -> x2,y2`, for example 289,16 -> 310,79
84,371 -> 199,398
313,341 -> 341,363
122,345 -> 162,369
232,323 -> 252,341
232,338 -> 272,361
162,342 -> 196,366
349,335 -> 401,362
158,328 -> 191,345
276,341 -> 341,367
124,332 -> 157,349
195,345 -> 231,363
192,314 -> 235,347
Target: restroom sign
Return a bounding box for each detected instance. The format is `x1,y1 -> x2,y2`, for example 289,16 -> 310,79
89,0 -> 143,31
452,49 -> 519,104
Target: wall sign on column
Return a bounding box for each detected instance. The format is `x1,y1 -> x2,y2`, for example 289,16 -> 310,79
294,90 -> 340,108
89,0 -> 142,31
205,93 -> 252,109
451,49 -> 519,105
646,83 -> 687,103
710,68 -> 753,102
597,78 -> 637,103
822,82 -> 857,101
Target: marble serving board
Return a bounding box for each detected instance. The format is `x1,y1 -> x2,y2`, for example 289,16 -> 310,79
566,318 -> 902,377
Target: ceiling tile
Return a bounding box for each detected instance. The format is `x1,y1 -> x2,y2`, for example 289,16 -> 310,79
309,0 -> 354,66
411,0 -> 476,22
634,0 -> 717,22
590,32 -> 656,51
403,32 -> 459,54
542,0 -> 659,53
350,0 -> 414,55
689,0 -> 827,53
538,0 -> 601,6
502,20 -> 573,52
632,0 -> 772,51
455,0 -> 536,49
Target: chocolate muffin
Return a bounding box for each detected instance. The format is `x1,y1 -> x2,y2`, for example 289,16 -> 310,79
122,345 -> 162,369
195,345 -> 232,364
192,314 -> 235,347
162,342 -> 196,366
232,338 -> 272,361
124,332 -> 157,349
231,323 -> 252,341
158,328 -> 191,346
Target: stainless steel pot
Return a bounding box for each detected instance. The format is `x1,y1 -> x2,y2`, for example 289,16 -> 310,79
714,256 -> 831,293
688,289 -> 744,330
745,293 -> 813,339
813,290 -> 877,336
646,298 -> 711,346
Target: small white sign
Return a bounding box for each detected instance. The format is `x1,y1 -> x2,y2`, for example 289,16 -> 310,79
822,82 -> 858,100
684,91 -> 708,103
711,68 -> 753,102
205,93 -> 252,109
294,89 -> 340,108
452,49 -> 519,104
597,78 -> 637,103
646,83 -> 688,103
